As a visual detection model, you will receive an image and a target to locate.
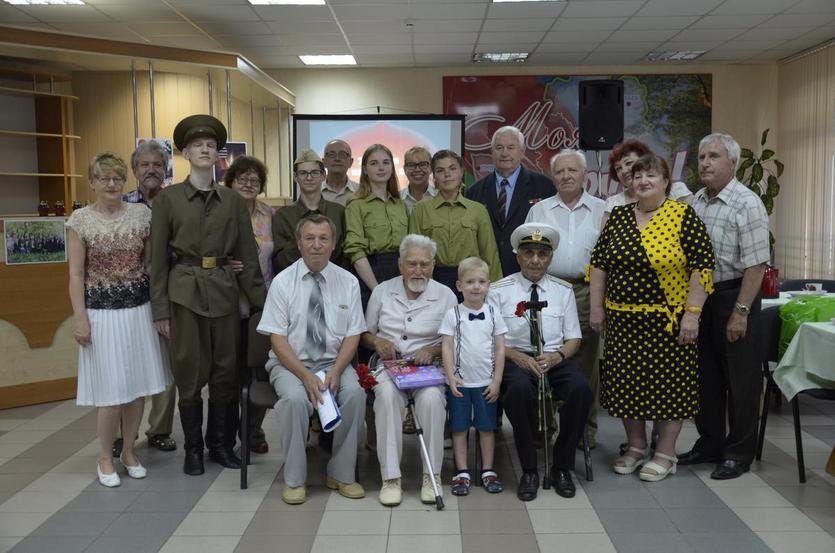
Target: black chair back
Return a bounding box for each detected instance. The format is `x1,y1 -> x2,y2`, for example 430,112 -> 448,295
248,312 -> 272,370
758,306 -> 781,364
779,279 -> 835,292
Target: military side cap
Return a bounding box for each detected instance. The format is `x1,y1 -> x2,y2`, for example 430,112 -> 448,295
173,114 -> 227,151
511,222 -> 560,252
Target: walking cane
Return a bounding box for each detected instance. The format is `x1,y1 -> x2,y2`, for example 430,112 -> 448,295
527,299 -> 550,488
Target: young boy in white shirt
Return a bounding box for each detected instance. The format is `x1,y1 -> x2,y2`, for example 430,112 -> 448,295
440,257 -> 507,495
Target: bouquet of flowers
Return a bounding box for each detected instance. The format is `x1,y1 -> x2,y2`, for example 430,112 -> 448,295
355,363 -> 378,391
515,301 -> 543,350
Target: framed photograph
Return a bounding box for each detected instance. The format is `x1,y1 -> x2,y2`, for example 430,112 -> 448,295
214,141 -> 247,183
3,218 -> 67,265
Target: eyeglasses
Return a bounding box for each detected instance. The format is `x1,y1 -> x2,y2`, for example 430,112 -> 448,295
95,176 -> 125,185
404,161 -> 430,170
297,170 -> 324,179
236,176 -> 262,187
324,151 -> 351,160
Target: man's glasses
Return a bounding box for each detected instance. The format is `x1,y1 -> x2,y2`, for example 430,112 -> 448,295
404,161 -> 430,170
324,151 -> 351,160
297,170 -> 323,179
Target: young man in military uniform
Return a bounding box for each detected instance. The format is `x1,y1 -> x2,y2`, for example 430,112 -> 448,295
150,114 -> 266,475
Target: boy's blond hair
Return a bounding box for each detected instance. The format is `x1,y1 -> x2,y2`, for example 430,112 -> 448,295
457,256 -> 489,280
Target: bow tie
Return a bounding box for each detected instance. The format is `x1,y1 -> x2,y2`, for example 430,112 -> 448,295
469,312 -> 485,321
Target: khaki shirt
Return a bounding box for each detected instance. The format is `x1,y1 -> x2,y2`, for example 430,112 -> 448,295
408,192 -> 502,281
150,178 -> 267,320
271,198 -> 346,274
343,193 -> 408,265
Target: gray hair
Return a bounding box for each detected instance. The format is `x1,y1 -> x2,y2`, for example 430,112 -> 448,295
131,140 -> 169,172
399,234 -> 437,259
294,213 -> 336,241
491,125 -> 525,150
699,133 -> 741,169
550,148 -> 587,172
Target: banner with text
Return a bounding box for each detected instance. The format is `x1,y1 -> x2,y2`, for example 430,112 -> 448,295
443,74 -> 712,198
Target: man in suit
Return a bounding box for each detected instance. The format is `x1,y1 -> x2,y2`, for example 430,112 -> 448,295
465,125 -> 555,276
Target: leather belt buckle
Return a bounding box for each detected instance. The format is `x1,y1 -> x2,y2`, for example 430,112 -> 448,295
202,256 -> 217,269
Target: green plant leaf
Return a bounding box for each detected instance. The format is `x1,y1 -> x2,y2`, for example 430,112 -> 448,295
762,194 -> 774,214
761,128 -> 769,146
766,175 -> 780,197
752,163 -> 764,183
774,159 -> 784,177
737,157 -> 754,178
741,148 -> 754,159
761,149 -> 774,161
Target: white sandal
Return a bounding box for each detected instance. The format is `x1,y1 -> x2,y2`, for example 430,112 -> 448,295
639,452 -> 678,482
613,446 -> 650,475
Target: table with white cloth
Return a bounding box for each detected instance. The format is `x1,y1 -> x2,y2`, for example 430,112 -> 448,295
773,322 -> 835,400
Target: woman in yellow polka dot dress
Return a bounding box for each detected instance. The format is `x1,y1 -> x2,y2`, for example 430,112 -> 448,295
589,154 -> 715,482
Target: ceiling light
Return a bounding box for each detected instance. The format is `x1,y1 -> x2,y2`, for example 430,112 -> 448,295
248,0 -> 325,4
473,52 -> 529,63
646,51 -> 706,61
4,0 -> 85,4
299,55 -> 356,66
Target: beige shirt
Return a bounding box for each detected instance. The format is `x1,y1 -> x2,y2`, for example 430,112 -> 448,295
321,178 -> 359,206
365,277 -> 457,358
400,184 -> 438,213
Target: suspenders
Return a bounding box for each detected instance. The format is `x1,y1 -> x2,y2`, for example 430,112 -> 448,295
453,305 -> 496,380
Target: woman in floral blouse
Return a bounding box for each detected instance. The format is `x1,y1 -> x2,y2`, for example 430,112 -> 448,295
66,152 -> 170,487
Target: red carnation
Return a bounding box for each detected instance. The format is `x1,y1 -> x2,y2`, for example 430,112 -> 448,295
355,363 -> 378,390
515,301 -> 527,317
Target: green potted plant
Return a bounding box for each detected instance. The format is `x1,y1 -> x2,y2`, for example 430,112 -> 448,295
736,128 -> 783,249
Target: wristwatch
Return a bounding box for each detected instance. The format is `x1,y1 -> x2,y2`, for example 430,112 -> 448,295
734,302 -> 751,316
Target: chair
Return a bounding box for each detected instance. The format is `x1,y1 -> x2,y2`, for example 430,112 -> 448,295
789,389 -> 835,482
779,279 -> 835,292
239,312 -> 276,490
755,306 -> 781,461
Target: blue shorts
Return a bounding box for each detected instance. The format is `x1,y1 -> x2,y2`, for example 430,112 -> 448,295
447,386 -> 497,433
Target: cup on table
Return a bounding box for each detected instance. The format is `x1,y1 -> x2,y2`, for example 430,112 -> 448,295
804,282 -> 824,292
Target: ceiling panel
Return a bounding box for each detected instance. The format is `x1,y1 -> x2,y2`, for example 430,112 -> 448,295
487,2 -> 566,19
412,32 -> 481,45
264,19 -> 341,34
88,4 -> 181,20
351,43 -> 413,54
151,36 -> 223,51
414,53 -> 472,66
215,34 -> 283,48
409,3 -> 491,20
481,18 -> 556,32
734,27 -> 811,41
14,5 -> 111,23
636,0 -> 724,17
689,14 -> 773,29
250,5 -> 333,21
474,42 -> 540,52
551,17 -> 625,31
535,42 -> 597,53
412,44 -> 475,54
476,31 -> 546,44
608,29 -> 682,42
593,41 -> 661,53
543,29 -> 615,43
582,52 -> 645,64
0,4 -> 40,23
620,16 -> 701,30
349,32 -> 416,44
525,52 -> 588,65
330,3 -> 410,20
561,1 -> 644,19
762,13 -> 835,28
710,0 -> 793,15
197,21 -> 274,36
353,53 -> 415,66
174,5 -> 260,22
674,28 -> 748,41
273,34 -> 350,47
787,0 -> 835,14
127,22 -> 204,36
658,40 -> 724,50
408,19 -> 484,33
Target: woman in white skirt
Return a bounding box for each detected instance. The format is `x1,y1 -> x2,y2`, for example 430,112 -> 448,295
66,152 -> 170,487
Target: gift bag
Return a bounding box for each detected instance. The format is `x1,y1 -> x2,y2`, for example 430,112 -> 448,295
382,359 -> 446,390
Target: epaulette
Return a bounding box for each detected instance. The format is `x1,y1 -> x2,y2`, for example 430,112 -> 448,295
491,275 -> 517,289
546,274 -> 573,288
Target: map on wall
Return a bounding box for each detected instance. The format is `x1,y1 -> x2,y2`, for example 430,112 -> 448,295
443,74 -> 712,198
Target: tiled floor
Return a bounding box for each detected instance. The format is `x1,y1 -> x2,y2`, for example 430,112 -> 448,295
0,395 -> 833,553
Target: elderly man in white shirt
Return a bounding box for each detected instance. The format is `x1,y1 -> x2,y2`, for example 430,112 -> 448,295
489,222 -> 592,501
525,148 -> 605,447
361,234 -> 457,507
258,213 -> 367,506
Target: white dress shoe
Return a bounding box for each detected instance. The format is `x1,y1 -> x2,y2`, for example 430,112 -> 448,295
119,454 -> 148,479
97,462 -> 121,488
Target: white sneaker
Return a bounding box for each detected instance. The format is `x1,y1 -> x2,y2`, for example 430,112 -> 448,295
379,478 -> 402,506
421,473 -> 441,504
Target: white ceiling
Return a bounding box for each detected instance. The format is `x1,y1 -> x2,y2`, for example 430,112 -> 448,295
0,0 -> 833,68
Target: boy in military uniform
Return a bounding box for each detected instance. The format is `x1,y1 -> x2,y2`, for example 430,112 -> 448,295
150,114 -> 266,475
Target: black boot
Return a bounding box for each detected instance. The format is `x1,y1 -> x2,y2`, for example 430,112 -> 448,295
207,401 -> 242,469
179,404 -> 205,476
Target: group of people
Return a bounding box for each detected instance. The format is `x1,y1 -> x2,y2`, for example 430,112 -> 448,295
5,228 -> 65,257
67,115 -> 770,509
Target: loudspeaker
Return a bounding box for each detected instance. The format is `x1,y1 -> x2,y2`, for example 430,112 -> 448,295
579,80 -> 624,151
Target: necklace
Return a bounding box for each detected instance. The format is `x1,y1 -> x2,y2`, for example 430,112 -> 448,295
634,199 -> 665,213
